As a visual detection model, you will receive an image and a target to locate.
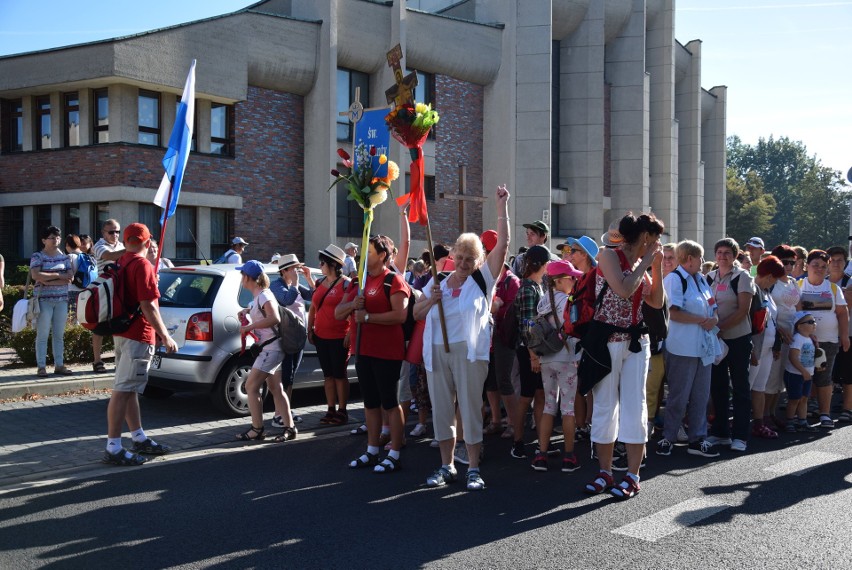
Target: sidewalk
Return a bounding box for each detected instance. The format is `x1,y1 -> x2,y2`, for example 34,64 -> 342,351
0,347 -> 115,400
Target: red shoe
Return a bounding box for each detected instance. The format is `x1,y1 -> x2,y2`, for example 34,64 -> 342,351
610,475 -> 640,500
752,423 -> 779,439
584,471 -> 614,495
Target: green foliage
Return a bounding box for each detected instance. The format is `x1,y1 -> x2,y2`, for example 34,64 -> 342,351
6,324 -> 114,366
8,266 -> 31,286
726,135 -> 851,250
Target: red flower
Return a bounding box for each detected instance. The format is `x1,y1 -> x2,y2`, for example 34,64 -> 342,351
331,169 -> 340,177
369,146 -> 377,156
337,149 -> 350,161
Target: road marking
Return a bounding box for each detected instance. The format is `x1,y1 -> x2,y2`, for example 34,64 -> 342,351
252,482 -> 342,501
612,497 -> 729,542
764,451 -> 843,476
368,488 -> 431,503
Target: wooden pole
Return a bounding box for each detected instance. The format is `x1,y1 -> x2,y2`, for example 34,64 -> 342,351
425,218 -> 450,352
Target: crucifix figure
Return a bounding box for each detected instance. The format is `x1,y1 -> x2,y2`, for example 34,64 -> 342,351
440,164 -> 489,234
385,43 -> 418,106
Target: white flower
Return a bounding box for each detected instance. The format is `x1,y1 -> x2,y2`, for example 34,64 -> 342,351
368,190 -> 388,207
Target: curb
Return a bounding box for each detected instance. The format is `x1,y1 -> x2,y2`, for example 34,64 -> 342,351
0,374 -> 114,400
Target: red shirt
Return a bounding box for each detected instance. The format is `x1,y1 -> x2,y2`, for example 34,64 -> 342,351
313,277 -> 351,339
115,251 -> 159,345
358,269 -> 409,361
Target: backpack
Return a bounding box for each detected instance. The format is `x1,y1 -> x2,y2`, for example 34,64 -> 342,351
77,257 -> 143,335
259,300 -> 308,354
563,270 -> 608,339
214,249 -> 234,264
72,253 -> 98,289
527,286 -> 571,356
708,270 -> 768,335
494,272 -> 521,348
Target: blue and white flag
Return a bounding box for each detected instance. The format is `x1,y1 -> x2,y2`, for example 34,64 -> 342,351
154,59 -> 196,222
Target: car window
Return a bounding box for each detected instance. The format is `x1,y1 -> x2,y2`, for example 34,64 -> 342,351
159,272 -> 221,307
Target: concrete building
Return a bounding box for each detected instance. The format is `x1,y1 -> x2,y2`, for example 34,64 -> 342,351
0,0 -> 726,264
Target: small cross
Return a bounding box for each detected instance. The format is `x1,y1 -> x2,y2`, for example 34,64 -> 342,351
338,86 -> 364,148
385,43 -> 418,106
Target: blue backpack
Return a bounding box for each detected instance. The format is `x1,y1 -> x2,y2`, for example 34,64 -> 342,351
73,253 -> 99,289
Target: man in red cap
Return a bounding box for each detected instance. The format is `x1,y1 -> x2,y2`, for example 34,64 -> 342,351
102,223 -> 178,466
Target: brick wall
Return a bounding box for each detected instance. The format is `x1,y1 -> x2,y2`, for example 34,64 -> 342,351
0,86 -> 305,262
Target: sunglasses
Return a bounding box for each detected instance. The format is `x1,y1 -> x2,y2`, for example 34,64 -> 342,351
782,260 -> 796,266
106,230 -> 120,235
569,248 -> 581,254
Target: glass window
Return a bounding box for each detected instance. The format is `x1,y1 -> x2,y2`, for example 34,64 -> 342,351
210,208 -> 232,261
35,205 -> 52,246
2,99 -> 23,152
138,90 -> 160,146
94,203 -> 110,229
36,96 -> 51,150
336,187 -> 365,237
407,69 -> 436,140
137,203 -> 163,244
64,92 -> 79,147
64,204 -> 80,237
174,206 -> 196,259
94,89 -> 109,144
158,272 -> 221,308
405,173 -> 436,201
210,103 -> 231,155
1,206 -> 24,260
337,68 -> 370,141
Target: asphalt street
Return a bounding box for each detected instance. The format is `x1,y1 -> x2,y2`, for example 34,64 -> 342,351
1,395 -> 851,569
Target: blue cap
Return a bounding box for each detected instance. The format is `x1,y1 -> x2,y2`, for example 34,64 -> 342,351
236,260 -> 264,280
567,235 -> 599,266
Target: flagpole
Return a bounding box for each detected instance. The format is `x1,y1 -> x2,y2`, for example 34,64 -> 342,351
155,177 -> 175,273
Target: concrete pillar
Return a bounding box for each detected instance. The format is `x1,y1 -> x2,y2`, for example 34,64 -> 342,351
21,96 -> 34,152
49,92 -> 62,150
676,39 -> 702,244
646,0 -> 677,239
162,92 -> 177,150
109,201 -> 138,231
703,85 -> 727,245
78,204 -> 93,239
195,99 -> 211,153
606,0 -> 649,219
109,84 -> 137,144
22,206 -> 35,255
196,206 -> 212,261
51,204 -> 62,229
78,88 -> 92,146
559,1 -> 605,239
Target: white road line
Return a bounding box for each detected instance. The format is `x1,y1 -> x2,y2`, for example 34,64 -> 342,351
763,451 -> 843,476
612,497 -> 730,542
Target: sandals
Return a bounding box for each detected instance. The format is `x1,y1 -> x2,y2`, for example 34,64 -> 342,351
102,448 -> 147,466
92,361 -> 107,373
483,422 -> 502,436
374,455 -> 401,473
54,366 -> 74,376
837,409 -> 852,423
350,424 -> 368,436
328,410 -> 348,425
349,451 -> 379,469
584,471 -> 614,495
132,438 -> 171,455
752,423 -> 779,439
319,411 -> 337,425
236,426 -> 266,441
36,368 -> 48,377
610,475 -> 641,500
275,427 -> 298,442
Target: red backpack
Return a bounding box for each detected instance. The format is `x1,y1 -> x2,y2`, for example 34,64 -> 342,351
77,257 -> 143,335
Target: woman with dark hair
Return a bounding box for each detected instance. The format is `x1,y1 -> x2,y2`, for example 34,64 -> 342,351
748,256 -> 785,439
763,244 -> 800,429
234,260 -> 297,443
583,213 -> 664,500
308,244 -> 352,426
509,244 -> 551,461
336,235 -> 410,473
79,234 -> 93,254
791,246 -> 808,280
65,234 -> 84,322
707,237 -> 755,452
30,226 -> 74,377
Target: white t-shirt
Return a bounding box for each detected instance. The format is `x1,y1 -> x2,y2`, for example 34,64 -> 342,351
92,238 -> 125,272
249,289 -> 280,348
797,279 -> 846,343
785,332 -> 815,375
770,278 -> 800,336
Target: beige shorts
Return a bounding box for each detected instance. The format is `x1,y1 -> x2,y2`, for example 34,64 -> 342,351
113,336 -> 155,393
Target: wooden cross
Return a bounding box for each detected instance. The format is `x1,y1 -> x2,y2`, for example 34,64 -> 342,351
440,165 -> 489,234
385,43 -> 418,106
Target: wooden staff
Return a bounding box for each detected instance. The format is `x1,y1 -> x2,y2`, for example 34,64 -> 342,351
425,219 -> 450,353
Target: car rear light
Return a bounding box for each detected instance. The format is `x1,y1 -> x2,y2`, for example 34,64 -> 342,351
186,312 -> 213,341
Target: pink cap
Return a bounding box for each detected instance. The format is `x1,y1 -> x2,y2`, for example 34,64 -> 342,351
546,259 -> 583,278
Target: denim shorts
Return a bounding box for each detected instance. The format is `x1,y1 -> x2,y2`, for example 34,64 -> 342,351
784,371 -> 812,400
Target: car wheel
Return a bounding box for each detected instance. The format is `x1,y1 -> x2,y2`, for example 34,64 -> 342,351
212,357 -> 266,417
141,385 -> 174,399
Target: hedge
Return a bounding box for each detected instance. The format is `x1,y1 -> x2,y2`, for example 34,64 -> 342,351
5,324 -> 114,366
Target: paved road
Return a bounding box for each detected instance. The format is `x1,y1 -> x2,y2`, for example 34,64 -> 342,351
1,389 -> 852,569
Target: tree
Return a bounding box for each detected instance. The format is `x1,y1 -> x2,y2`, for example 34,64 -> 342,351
725,167 -> 775,246
726,135 -> 850,250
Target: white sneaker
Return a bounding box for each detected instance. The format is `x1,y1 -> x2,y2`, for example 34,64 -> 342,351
454,443 -> 470,465
730,439 -> 747,452
676,425 -> 689,443
271,415 -> 285,428
706,435 -> 732,447
409,423 -> 428,437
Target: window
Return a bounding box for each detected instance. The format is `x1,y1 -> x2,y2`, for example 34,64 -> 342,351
93,89 -> 109,143
336,189 -> 365,237
64,92 -> 80,147
94,203 -> 110,230
36,96 -> 51,150
407,69 -> 436,140
138,90 -> 160,146
210,103 -> 231,155
2,98 -> 23,152
64,204 -> 80,237
137,204 -> 163,245
405,173 -> 436,201
337,68 -> 370,141
210,208 -> 232,261
35,205 -> 52,246
176,95 -> 197,151
174,206 -> 196,259
0,206 -> 24,260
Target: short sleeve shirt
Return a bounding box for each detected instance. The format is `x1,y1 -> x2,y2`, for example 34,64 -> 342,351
30,251 -> 71,301
92,238 -> 125,272
663,267 -> 715,357
798,279 -> 846,343
708,268 -> 754,340
359,269 -> 409,361
313,277 -> 350,339
786,333 -> 815,374
249,289 -> 279,346
770,278 -> 801,336
115,252 -> 159,345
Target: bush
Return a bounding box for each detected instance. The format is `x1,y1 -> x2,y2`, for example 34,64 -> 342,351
8,265 -> 32,286
0,285 -> 33,347
6,324 -> 114,366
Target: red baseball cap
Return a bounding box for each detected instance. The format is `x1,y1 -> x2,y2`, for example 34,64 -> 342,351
124,223 -> 151,243
480,230 -> 498,252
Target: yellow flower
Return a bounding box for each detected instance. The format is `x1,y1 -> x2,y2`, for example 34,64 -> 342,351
386,161 -> 400,181
368,189 -> 388,207
415,102 -> 429,115
379,154 -> 388,165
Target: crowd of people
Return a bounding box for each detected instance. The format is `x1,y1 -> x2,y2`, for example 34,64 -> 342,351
19,188 -> 852,495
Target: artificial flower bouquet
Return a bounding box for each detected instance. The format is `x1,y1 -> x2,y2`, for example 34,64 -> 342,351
329,143 -> 400,210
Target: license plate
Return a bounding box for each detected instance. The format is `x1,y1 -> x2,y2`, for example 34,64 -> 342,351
151,355 -> 161,369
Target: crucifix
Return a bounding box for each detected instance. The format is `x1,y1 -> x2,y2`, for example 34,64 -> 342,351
440,164 -> 489,234
385,43 -> 418,106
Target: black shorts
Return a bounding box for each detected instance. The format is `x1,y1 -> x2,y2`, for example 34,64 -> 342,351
356,355 -> 402,410
516,346 -> 543,398
832,342 -> 852,385
314,335 -> 349,379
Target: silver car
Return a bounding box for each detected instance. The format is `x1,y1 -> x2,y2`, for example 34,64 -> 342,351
146,263 -> 323,417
